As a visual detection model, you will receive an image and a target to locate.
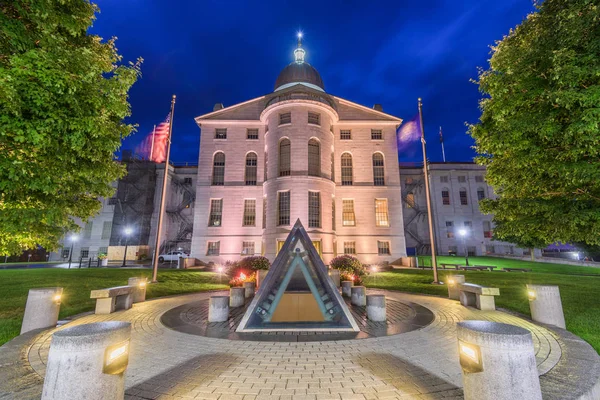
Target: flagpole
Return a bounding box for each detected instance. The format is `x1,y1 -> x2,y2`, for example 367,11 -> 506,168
418,98 -> 440,284
150,124 -> 156,160
440,126 -> 446,163
151,95 -> 176,283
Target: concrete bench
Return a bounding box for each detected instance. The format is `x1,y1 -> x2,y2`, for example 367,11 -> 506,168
459,283 -> 500,311
502,267 -> 532,272
90,285 -> 135,314
474,265 -> 497,271
459,266 -> 484,271
440,263 -> 460,270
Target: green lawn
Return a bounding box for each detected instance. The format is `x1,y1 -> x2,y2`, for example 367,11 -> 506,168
0,269 -> 228,346
1,257 -> 599,355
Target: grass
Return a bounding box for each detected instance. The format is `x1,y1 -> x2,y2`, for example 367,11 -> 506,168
0,256 -> 599,355
0,269 -> 228,346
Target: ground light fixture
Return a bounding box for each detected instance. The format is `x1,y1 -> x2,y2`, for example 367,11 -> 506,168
528,289 -> 536,300
448,278 -> 456,285
103,341 -> 130,375
458,341 -> 483,373
53,294 -> 62,303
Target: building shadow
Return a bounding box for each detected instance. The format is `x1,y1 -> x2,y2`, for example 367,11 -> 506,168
354,352 -> 464,399
125,353 -> 241,399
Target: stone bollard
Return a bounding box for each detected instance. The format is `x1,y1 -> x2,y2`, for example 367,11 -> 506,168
208,296 -> 229,322
329,269 -> 341,287
457,321 -> 542,400
243,281 -> 256,298
41,321 -> 131,400
366,294 -> 386,321
230,287 -> 245,307
256,270 -> 268,289
351,286 -> 366,306
341,281 -> 353,297
447,275 -> 466,300
127,277 -> 147,303
21,288 -> 63,334
527,284 -> 566,329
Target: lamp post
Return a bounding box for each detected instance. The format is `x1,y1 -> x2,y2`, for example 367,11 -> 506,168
68,235 -> 78,269
121,227 -> 133,268
458,228 -> 469,266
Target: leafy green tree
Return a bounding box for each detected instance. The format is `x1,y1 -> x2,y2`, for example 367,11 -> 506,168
0,1 -> 141,254
469,0 -> 600,248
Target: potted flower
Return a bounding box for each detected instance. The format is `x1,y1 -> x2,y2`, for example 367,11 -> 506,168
98,253 -> 108,267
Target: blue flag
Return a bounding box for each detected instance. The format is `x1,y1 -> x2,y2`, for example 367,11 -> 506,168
396,114 -> 422,150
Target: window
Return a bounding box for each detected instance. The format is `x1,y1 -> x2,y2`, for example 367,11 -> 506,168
448,246 -> 458,255
483,221 -> 492,238
446,221 -> 454,238
242,241 -> 255,255
442,189 -> 450,205
279,112 -> 291,125
460,189 -> 468,205
372,153 -> 385,186
332,198 -> 336,230
102,221 -> 112,240
467,246 -> 477,256
262,197 -> 266,229
475,175 -> 484,183
61,248 -> 70,258
264,151 -> 268,181
245,152 -> 258,185
340,130 -> 351,140
212,152 -> 225,185
371,129 -> 383,140
83,222 -> 93,239
342,200 -> 356,226
215,128 -> 227,139
98,247 -> 108,255
247,128 -> 259,140
308,139 -> 321,177
477,188 -> 485,200
243,199 -> 256,226
507,245 -> 514,255
405,192 -> 415,208
464,221 -> 472,228
486,245 -> 495,254
330,152 -> 334,181
440,176 -> 449,183
344,241 -> 356,255
375,199 -> 389,227
308,112 -> 320,125
308,192 -> 321,228
108,197 -> 118,206
207,242 -> 220,256
458,175 -> 466,183
312,240 -> 322,256
277,191 -> 290,226
80,247 -> 89,258
279,139 -> 291,177
341,153 -> 353,185
377,241 -> 391,255
208,199 -> 223,227
183,177 -> 192,185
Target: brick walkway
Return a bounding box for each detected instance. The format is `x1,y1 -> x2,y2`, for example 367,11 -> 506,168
22,290 -> 562,400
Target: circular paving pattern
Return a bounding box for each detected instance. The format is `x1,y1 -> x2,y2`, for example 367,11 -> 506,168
160,295 -> 435,341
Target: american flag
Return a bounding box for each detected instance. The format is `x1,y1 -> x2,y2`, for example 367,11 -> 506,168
137,115 -> 171,163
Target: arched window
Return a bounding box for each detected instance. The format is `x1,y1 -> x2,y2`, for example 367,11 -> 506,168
212,152 -> 225,186
279,139 -> 291,177
341,153 -> 353,186
477,188 -> 485,201
405,191 -> 415,208
459,188 -> 468,205
330,152 -> 335,181
308,138 -> 320,177
372,153 -> 385,186
245,152 -> 257,185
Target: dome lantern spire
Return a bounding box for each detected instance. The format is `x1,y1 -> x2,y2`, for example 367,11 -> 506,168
294,32 -> 305,64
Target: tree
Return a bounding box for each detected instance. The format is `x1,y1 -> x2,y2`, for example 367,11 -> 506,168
0,1 -> 142,254
469,0 -> 600,248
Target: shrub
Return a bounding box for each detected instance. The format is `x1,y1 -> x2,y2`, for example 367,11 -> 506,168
330,255 -> 367,285
97,253 -> 108,260
239,256 -> 270,271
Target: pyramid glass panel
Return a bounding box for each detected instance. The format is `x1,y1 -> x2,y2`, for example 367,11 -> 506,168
237,220 -> 359,332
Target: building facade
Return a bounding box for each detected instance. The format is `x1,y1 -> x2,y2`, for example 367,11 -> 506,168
400,162 -> 530,257
190,39 -> 406,265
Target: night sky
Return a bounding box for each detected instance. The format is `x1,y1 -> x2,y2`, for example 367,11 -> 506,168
90,0 -> 535,164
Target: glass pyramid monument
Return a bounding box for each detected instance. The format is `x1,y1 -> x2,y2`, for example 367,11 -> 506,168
237,219 -> 359,332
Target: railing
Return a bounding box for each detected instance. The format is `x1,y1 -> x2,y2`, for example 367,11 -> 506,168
265,92 -> 336,110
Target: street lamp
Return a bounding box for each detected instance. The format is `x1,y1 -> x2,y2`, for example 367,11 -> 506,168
121,227 -> 133,268
458,228 -> 469,266
68,235 -> 78,269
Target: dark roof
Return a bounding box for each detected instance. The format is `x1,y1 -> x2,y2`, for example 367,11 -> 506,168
274,62 -> 324,92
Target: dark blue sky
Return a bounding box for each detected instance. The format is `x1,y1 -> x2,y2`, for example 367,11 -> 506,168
91,0 -> 534,164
